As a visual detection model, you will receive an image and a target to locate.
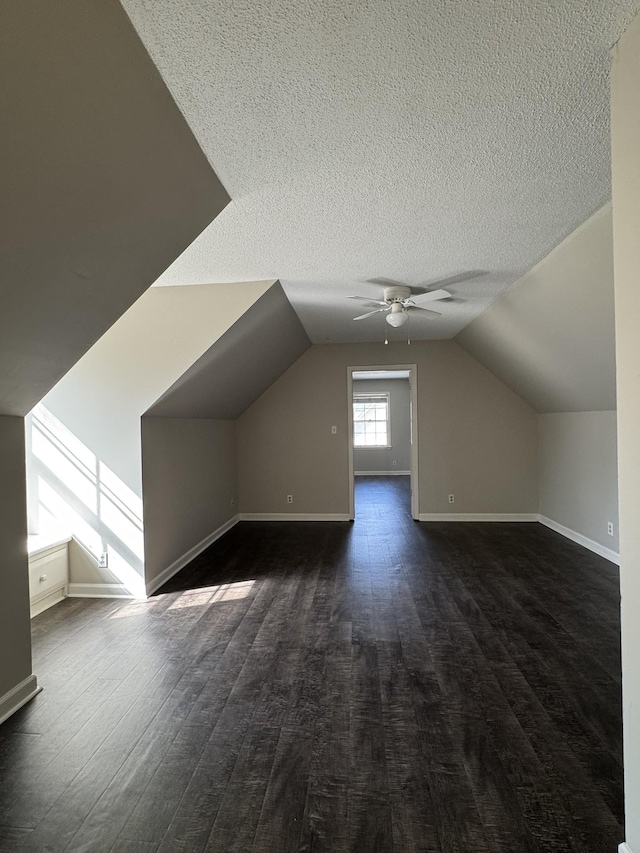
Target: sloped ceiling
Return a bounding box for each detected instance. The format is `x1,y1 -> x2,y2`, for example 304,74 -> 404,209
43,282 -> 274,492
456,205 -> 615,413
123,0 -> 640,343
0,0 -> 229,417
146,283 -> 311,419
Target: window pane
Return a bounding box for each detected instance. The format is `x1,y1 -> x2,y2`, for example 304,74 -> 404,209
353,394 -> 389,446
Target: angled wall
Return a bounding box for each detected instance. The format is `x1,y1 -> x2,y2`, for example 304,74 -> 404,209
148,283 -> 311,418
611,11 -> 640,851
457,205 -> 618,558
0,0 -> 229,724
32,282 -> 274,596
142,283 -> 311,589
0,1 -> 230,417
456,205 -> 615,414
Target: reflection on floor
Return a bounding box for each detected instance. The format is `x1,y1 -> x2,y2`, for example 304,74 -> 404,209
0,475 -> 623,852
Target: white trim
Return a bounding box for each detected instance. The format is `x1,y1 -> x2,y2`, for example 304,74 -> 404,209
619,844 -> 634,853
0,674 -> 41,726
539,515 -> 620,565
417,513 -> 621,565
145,514 -> 241,596
353,440 -> 392,453
419,513 -> 539,522
68,582 -> 138,599
28,531 -> 72,558
355,470 -> 411,476
30,585 -> 67,618
239,513 -> 351,522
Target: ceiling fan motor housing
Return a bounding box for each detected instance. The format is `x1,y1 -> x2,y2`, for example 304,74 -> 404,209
383,285 -> 412,303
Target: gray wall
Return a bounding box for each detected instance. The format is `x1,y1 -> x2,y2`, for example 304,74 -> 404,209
0,418 -> 33,701
141,418 -> 238,588
353,378 -> 411,473
0,0 -> 230,718
238,342 -> 538,516
148,283 -> 311,419
611,12 -> 640,848
0,1 -> 229,417
34,283 -> 271,591
456,205 -> 615,413
538,412 -> 619,551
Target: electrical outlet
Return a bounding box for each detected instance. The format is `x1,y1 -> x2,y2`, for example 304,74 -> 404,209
331,425 -> 337,435
393,460 -> 397,467
287,494 -> 293,504
607,521 -> 614,536
98,552 -> 108,569
448,494 -> 455,504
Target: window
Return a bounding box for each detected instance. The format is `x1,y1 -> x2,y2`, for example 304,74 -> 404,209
353,394 -> 390,447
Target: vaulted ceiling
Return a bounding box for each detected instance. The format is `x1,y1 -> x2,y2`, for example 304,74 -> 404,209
0,1 -> 230,416
123,0 -> 639,343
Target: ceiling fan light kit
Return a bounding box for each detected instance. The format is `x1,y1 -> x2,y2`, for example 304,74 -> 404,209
386,304 -> 408,327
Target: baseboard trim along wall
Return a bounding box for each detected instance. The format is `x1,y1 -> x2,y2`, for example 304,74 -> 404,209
418,513 -> 539,522
31,586 -> 67,618
68,583 -> 139,599
239,513 -> 352,522
417,512 -> 620,565
0,674 -> 41,726
145,514 -> 241,597
354,471 -> 411,476
539,515 -> 620,565
619,843 -> 634,853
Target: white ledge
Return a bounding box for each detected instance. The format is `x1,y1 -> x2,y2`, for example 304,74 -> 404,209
28,530 -> 72,558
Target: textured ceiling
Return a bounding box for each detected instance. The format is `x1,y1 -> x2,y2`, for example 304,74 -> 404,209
122,0 -> 640,343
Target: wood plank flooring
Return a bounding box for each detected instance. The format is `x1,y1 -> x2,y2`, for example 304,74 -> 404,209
0,476 -> 623,851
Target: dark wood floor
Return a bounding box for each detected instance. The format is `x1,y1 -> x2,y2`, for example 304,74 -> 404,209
0,476 -> 623,852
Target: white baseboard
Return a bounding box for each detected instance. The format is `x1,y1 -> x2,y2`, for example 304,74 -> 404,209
417,512 -> 620,565
538,515 -> 620,565
30,585 -> 67,618
418,513 -> 539,522
355,471 -> 411,476
239,513 -> 352,522
619,843 -> 634,853
68,583 -> 138,599
145,514 -> 241,596
0,674 -> 41,726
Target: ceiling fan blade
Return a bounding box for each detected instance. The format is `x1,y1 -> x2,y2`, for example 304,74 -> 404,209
366,278 -> 408,288
353,307 -> 389,321
409,289 -> 452,305
409,305 -> 441,317
347,295 -> 388,306
414,270 -> 485,292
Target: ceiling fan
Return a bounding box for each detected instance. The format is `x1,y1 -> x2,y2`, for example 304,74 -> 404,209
349,284 -> 455,327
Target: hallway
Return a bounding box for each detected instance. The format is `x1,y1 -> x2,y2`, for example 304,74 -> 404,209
0,477 -> 623,851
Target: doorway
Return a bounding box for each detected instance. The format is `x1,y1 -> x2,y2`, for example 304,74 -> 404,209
347,364 -> 419,519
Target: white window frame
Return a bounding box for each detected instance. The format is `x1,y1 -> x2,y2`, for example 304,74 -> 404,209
352,392 -> 391,448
